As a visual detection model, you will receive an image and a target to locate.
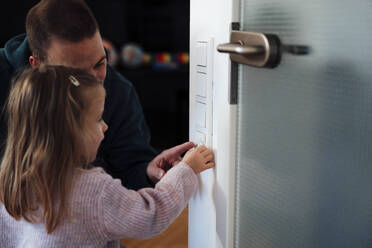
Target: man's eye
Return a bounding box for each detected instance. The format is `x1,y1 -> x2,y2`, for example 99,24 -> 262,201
95,60 -> 106,69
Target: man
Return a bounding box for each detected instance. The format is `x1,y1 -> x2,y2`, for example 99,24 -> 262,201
0,0 -> 194,190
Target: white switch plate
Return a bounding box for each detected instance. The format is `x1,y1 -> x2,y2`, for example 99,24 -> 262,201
191,38 -> 214,148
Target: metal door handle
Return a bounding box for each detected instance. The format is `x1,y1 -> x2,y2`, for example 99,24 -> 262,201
217,31 -> 281,68
217,41 -> 265,55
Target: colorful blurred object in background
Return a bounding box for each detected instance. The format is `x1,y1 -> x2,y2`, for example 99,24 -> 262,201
103,40 -> 189,70
121,43 -> 144,68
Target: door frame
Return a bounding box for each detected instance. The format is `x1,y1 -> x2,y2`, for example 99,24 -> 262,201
189,0 -> 240,247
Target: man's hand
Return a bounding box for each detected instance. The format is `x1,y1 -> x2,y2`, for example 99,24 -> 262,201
147,141 -> 195,184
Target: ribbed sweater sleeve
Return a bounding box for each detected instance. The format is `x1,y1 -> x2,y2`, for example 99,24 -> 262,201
99,161 -> 197,240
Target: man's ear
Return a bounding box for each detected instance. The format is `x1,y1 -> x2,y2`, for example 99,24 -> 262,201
29,55 -> 41,68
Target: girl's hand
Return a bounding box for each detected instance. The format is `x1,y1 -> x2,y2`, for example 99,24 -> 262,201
182,145 -> 215,174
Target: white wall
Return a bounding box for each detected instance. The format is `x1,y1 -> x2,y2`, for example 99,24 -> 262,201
189,0 -> 239,247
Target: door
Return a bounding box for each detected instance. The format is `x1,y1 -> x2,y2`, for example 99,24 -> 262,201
190,0 -> 372,248
231,1 -> 372,247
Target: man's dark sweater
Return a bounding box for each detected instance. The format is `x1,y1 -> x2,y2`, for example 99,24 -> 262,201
0,34 -> 157,190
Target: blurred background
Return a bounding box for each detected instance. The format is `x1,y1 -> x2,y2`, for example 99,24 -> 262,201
0,0 -> 190,153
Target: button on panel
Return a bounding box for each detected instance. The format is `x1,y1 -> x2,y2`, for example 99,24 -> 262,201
196,131 -> 206,145
195,101 -> 206,128
195,42 -> 207,67
195,72 -> 207,98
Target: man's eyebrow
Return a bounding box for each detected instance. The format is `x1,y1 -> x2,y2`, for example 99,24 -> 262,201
93,55 -> 107,68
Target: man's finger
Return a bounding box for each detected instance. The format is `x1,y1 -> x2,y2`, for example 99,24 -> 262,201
167,141 -> 195,156
153,167 -> 165,182
170,156 -> 182,166
147,162 -> 166,183
157,168 -> 165,179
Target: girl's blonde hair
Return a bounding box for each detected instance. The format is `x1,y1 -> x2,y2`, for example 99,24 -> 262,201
0,65 -> 104,233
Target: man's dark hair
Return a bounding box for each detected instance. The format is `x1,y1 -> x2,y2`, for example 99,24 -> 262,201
26,0 -> 99,61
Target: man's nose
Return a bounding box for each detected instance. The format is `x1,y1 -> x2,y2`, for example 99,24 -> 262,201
103,121 -> 108,133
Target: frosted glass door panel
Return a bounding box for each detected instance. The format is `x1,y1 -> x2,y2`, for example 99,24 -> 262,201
235,1 -> 372,247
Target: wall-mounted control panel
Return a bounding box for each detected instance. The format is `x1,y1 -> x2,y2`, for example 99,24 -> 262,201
191,39 -> 213,147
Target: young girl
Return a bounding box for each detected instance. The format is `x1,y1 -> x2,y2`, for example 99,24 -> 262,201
0,65 -> 215,247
